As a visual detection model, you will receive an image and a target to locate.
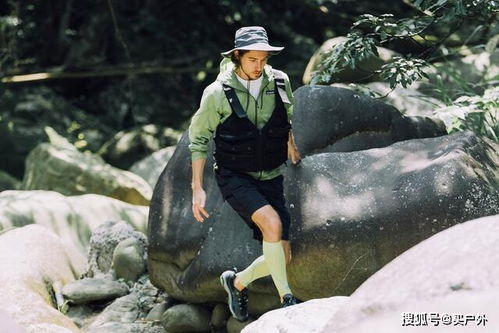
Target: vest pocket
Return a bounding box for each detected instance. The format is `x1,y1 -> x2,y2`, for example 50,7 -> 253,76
216,131 -> 255,154
266,127 -> 289,153
216,140 -> 254,153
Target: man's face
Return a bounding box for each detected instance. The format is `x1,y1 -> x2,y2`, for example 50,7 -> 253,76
238,50 -> 269,80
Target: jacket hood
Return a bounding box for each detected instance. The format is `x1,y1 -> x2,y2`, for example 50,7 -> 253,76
216,58 -> 275,90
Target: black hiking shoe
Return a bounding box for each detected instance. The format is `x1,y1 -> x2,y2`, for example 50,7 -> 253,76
220,270 -> 249,321
281,294 -> 300,308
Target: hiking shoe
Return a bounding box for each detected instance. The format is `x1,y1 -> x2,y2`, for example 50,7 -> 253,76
281,294 -> 300,308
220,270 -> 248,321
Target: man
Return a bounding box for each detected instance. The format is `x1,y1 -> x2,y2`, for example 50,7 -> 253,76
188,26 -> 301,321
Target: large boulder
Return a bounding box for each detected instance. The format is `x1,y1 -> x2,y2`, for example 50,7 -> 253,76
321,214 -> 499,332
148,87 -> 498,314
292,85 -> 446,154
243,215 -> 499,332
22,142 -> 152,205
0,224 -> 86,332
302,37 -> 398,84
242,296 -> 349,333
0,190 -> 148,252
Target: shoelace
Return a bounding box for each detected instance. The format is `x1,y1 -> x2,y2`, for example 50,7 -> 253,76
238,289 -> 248,310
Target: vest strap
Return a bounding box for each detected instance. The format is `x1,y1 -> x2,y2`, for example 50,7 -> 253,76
273,70 -> 290,104
222,84 -> 247,118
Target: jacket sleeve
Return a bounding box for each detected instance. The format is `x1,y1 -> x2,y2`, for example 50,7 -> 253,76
188,84 -> 222,161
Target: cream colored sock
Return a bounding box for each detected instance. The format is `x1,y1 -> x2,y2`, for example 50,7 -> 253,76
236,255 -> 270,288
263,240 -> 292,297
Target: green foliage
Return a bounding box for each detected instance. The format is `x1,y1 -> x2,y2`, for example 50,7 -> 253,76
311,32 -> 378,84
313,0 -> 498,85
436,87 -> 498,141
381,57 -> 428,89
413,0 -> 497,21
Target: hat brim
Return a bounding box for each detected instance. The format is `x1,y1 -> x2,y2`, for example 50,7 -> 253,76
221,43 -> 284,57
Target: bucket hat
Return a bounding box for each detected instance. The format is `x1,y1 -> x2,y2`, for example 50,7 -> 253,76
221,26 -> 284,57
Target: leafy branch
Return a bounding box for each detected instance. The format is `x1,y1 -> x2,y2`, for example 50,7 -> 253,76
311,0 -> 498,87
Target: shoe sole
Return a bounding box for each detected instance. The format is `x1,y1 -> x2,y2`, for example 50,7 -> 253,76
220,271 -> 247,321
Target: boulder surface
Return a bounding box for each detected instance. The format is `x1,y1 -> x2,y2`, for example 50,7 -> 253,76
0,225 -> 86,332
0,190 -> 148,253
22,143 -> 152,205
321,214 -> 499,332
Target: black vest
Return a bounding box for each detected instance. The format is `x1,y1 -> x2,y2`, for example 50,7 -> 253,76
214,70 -> 291,172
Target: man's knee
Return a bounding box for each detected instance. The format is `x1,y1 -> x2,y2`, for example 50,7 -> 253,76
252,206 -> 282,238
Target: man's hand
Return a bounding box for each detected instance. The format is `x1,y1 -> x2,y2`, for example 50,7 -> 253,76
192,187 -> 210,222
287,131 -> 301,165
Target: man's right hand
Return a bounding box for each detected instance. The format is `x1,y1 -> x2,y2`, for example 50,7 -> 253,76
192,187 -> 210,222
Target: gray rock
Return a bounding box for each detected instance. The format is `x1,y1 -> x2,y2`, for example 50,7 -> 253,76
242,296 -> 349,333
211,303 -> 230,329
113,237 -> 147,282
129,275 -> 169,319
21,142 -> 152,205
84,274 -> 168,331
322,214 -> 499,332
145,302 -> 170,322
302,37 -> 398,84
286,131 -> 498,300
227,316 -> 255,333
129,146 -> 177,188
292,85 -> 446,156
87,293 -> 139,329
86,220 -> 147,277
98,124 -> 180,170
62,278 -> 129,304
66,304 -> 99,328
0,190 -> 148,253
161,304 -> 211,333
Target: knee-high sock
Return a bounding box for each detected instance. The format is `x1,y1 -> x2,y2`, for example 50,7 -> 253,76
263,240 -> 292,297
236,255 -> 270,288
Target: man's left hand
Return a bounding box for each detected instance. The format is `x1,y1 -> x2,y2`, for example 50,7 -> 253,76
287,130 -> 301,165
288,142 -> 301,165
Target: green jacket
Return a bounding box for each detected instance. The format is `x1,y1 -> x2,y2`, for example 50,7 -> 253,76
188,58 -> 295,180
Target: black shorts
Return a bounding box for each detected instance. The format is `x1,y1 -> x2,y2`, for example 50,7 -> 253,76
215,168 -> 291,241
